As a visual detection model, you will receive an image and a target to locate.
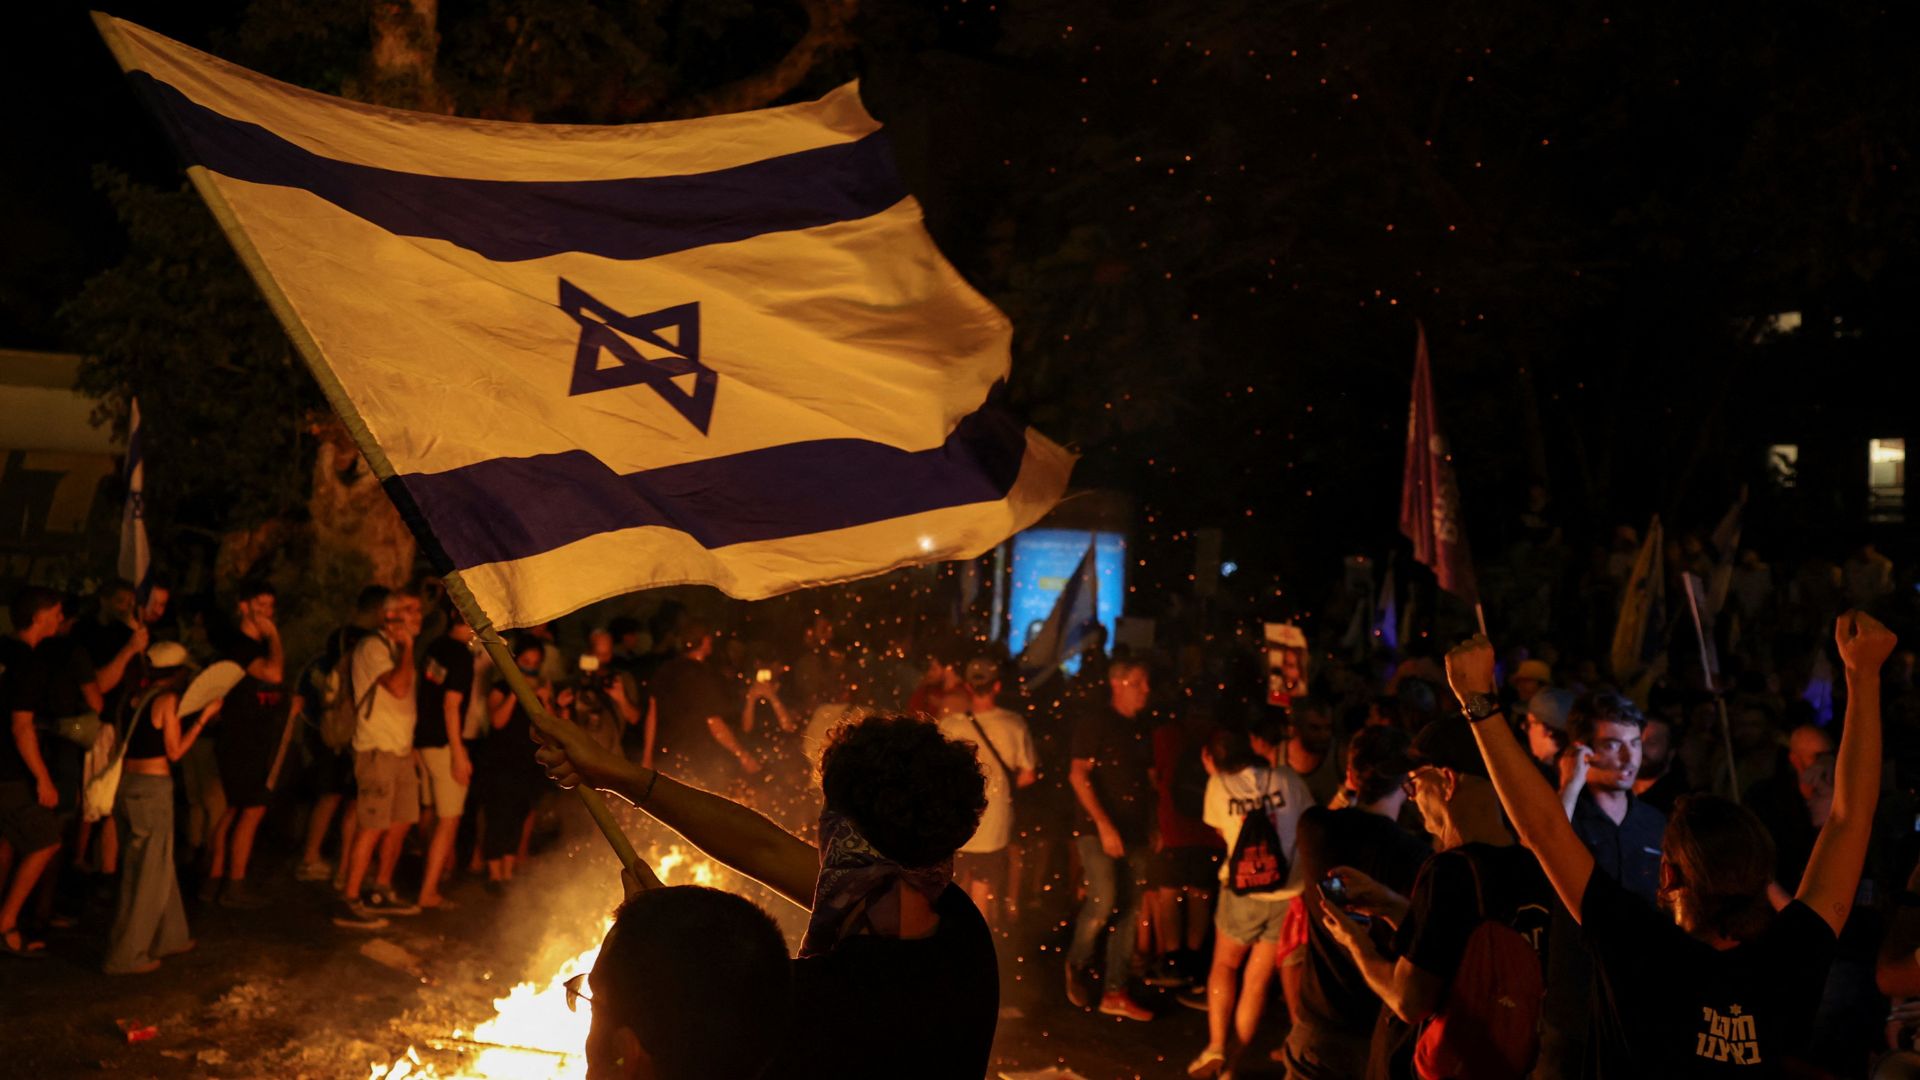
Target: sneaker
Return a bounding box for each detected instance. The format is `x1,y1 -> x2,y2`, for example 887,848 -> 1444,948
1175,986 -> 1209,1012
1187,1046 -> 1227,1079
294,861 -> 332,883
218,879 -> 270,910
331,899 -> 390,930
364,889 -> 420,916
1064,958 -> 1094,1009
1098,991 -> 1153,1022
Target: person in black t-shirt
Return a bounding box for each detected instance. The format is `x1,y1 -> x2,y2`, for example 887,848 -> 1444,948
201,581 -> 289,909
1316,717 -> 1553,1080
1065,658 -> 1158,1020
1538,691 -> 1667,1079
644,624 -> 756,788
531,708 -> 997,1080
1445,613 -> 1896,1078
3,588 -> 73,956
477,636 -> 551,890
414,609 -> 476,910
1283,726 -> 1430,1079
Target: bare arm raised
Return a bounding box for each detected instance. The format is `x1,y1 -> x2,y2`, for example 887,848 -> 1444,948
1797,611 -> 1895,934
1447,636 -> 1596,920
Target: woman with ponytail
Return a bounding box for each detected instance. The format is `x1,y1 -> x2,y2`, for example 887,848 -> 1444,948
1443,611 -> 1895,1078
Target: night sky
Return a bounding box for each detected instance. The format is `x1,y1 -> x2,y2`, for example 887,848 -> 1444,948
6,0 -> 1918,625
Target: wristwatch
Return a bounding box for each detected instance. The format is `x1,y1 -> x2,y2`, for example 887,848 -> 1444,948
1461,693 -> 1504,722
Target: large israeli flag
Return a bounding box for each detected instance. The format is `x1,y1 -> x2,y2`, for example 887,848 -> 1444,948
96,14 -> 1073,627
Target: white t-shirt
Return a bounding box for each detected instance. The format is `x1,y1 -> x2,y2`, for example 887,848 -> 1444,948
351,632 -> 416,754
803,702 -> 864,774
1204,762 -> 1314,900
938,707 -> 1038,854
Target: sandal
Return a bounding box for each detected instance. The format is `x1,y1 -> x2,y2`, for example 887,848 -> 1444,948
1,928 -> 48,959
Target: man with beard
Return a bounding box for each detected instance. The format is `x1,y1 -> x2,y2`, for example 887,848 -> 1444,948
1632,709 -> 1687,814
1537,691 -> 1665,1079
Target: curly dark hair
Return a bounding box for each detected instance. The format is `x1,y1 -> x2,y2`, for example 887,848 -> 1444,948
819,714 -> 987,868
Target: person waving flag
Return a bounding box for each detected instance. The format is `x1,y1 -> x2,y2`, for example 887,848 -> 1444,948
94,13 -> 1073,629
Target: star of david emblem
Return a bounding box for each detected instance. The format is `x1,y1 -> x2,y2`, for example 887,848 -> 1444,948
558,277 -> 717,434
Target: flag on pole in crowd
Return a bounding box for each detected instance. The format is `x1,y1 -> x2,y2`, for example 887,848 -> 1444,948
1374,552 -> 1401,653
95,15 -> 1074,629
1609,514 -> 1666,679
1019,541 -> 1100,680
1398,322 -> 1479,607
1681,571 -> 1721,688
117,397 -> 150,592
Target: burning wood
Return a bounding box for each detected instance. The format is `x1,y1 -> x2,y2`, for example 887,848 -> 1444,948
369,846 -> 727,1079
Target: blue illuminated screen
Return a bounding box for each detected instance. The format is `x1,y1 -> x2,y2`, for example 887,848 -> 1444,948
1006,529 -> 1127,674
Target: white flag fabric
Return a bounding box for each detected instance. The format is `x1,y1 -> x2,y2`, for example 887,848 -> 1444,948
97,15 -> 1073,627
117,397 -> 149,590
1018,541 -> 1100,679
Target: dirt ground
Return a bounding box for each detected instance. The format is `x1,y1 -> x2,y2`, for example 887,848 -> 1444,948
0,799 -> 1280,1080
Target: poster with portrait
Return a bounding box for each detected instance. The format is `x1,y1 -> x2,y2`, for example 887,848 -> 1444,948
1264,622 -> 1309,705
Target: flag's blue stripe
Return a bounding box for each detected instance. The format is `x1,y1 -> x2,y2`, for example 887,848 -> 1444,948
387,396 -> 1031,569
127,71 -> 908,263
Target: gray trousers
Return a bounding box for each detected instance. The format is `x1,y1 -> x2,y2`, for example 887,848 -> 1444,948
104,772 -> 190,972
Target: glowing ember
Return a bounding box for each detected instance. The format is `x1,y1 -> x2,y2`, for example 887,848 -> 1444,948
370,846 -> 725,1079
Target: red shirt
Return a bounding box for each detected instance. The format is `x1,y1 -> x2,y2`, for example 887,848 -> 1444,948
1154,723 -> 1225,851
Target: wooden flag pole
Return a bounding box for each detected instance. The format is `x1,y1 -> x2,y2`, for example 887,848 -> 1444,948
441,573 -> 644,872
147,142 -> 644,875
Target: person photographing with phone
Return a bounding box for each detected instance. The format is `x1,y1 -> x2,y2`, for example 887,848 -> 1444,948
1314,715 -> 1554,1080
1443,611 -> 1894,1077
1281,726 -> 1431,1078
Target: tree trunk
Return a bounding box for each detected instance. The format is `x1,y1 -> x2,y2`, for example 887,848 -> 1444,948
357,0 -> 453,113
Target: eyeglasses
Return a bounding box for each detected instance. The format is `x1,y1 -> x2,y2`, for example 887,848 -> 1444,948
1401,766 -> 1433,800
564,972 -> 593,1013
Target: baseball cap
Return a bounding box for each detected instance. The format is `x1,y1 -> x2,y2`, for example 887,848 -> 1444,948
962,656 -> 1000,691
146,641 -> 191,670
1527,688 -> 1575,733
1510,659 -> 1552,686
1409,717 -> 1490,778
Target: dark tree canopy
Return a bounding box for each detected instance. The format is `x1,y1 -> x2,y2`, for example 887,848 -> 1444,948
5,0 -> 1915,611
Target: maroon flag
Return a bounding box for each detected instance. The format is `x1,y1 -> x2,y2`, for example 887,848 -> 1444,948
1398,323 -> 1479,606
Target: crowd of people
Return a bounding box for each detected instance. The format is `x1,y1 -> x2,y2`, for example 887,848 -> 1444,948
6,531 -> 1920,1079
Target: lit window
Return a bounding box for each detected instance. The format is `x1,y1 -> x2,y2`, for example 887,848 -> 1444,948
1869,438 -> 1906,522
1768,444 -> 1798,489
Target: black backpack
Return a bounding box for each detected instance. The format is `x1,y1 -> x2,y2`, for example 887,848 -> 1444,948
1225,784 -> 1290,895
